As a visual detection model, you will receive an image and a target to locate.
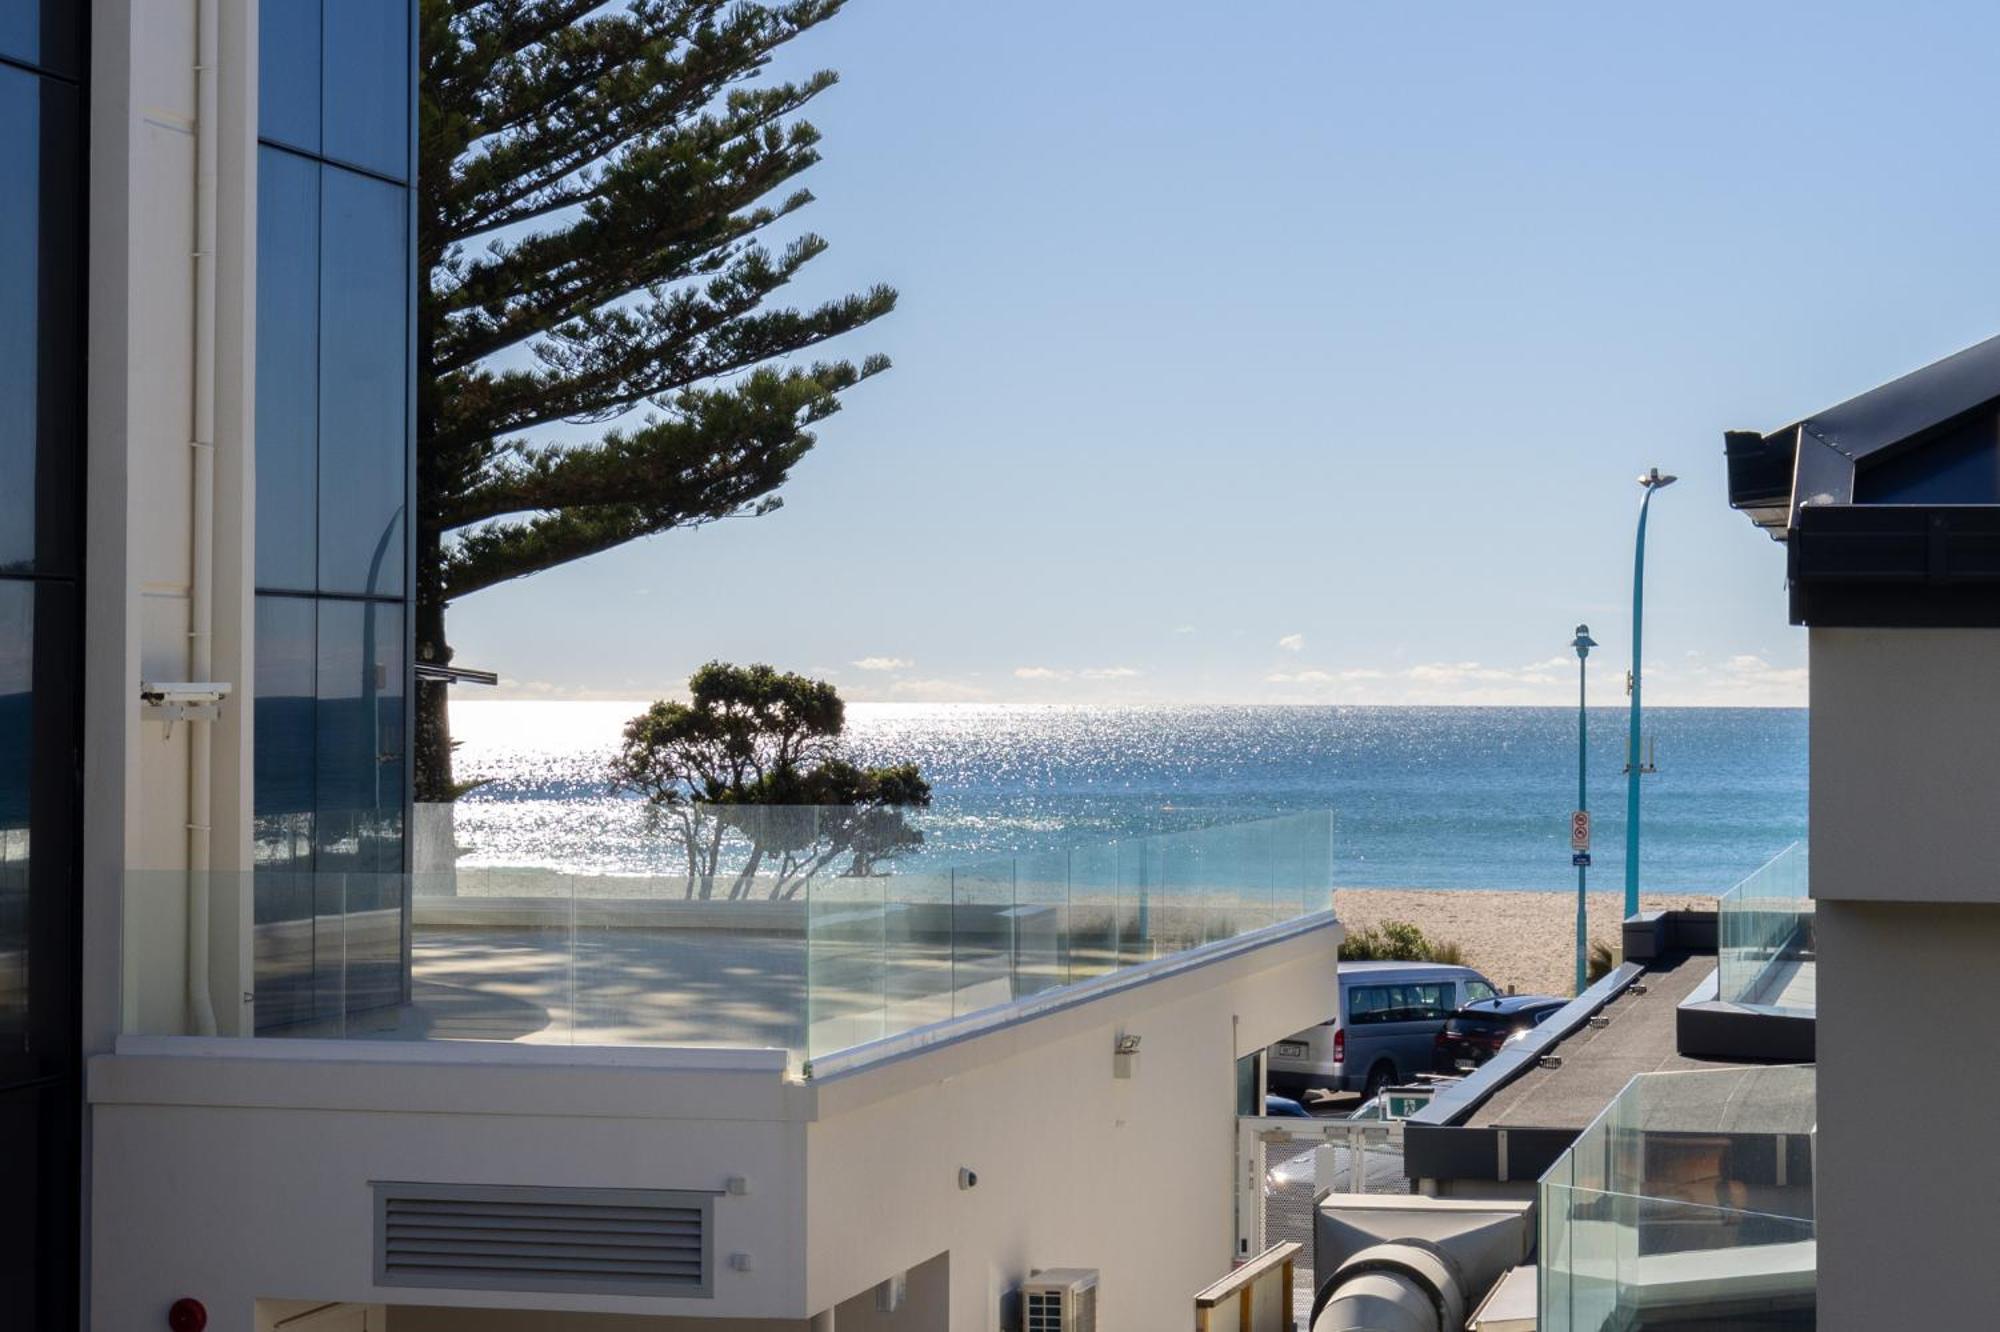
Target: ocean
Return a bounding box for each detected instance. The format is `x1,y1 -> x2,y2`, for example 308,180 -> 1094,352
447,702 -> 1807,894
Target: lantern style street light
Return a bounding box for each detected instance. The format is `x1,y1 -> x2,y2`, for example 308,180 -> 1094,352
1572,625 -> 1597,995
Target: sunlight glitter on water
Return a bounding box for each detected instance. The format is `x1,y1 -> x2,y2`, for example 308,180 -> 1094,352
445,701 -> 1808,892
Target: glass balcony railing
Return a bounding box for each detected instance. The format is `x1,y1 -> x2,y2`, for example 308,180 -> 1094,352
1717,842 -> 1813,1012
1539,1065 -> 1817,1331
1539,1185 -> 1816,1330
121,808 -> 1335,1071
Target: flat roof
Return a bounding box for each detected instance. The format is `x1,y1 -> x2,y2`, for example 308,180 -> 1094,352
1466,951 -> 1732,1131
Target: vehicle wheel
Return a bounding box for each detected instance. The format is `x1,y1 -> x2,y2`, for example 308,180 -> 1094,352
1363,1062 -> 1395,1100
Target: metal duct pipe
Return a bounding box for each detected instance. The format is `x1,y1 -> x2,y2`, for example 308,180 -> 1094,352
1310,1242 -> 1468,1332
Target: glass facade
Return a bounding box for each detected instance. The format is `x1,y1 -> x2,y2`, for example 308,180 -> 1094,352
254,0 -> 415,1032
0,6 -> 84,1324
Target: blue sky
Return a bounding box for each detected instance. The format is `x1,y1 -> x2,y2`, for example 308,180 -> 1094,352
453,0 -> 2000,707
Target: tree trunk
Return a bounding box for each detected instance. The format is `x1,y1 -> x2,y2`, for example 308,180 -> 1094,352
413,522 -> 455,802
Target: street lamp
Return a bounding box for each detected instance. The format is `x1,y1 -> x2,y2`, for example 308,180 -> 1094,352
1571,625 -> 1597,995
1624,468 -> 1677,920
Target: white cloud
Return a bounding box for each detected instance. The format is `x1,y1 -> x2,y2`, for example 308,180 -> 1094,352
852,656 -> 914,672
1406,659 -> 1563,687
1014,665 -> 1143,682
1172,624 -> 1197,636
888,678 -> 992,702
1630,649 -> 1807,706
1277,633 -> 1305,653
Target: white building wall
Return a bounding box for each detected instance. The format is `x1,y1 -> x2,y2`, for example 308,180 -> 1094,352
804,927 -> 1336,1331
1810,628 -> 2000,903
86,0 -> 261,1048
88,923 -> 1338,1332
89,1045 -> 814,1331
1810,626 -> 2000,1328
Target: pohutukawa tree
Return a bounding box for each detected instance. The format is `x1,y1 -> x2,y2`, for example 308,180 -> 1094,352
611,662 -> 933,898
416,0 -> 894,798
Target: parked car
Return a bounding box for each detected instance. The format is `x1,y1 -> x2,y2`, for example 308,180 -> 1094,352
1266,961 -> 1501,1098
1432,995 -> 1567,1072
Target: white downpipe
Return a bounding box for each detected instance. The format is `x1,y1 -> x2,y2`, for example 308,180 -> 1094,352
186,0 -> 220,1037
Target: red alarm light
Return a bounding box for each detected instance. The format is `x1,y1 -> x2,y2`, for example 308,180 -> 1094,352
168,1297 -> 208,1332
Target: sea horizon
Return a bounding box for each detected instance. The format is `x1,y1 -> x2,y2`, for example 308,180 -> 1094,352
447,701 -> 1808,894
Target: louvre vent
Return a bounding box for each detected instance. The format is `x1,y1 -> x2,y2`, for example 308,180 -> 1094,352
373,1182 -> 712,1296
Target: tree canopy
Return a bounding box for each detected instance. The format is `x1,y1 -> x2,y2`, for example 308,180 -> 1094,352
611,662 -> 932,897
416,0 -> 893,797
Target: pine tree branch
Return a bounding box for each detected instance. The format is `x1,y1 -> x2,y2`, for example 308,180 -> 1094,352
433,265 -> 893,454
430,91 -> 833,368
441,358 -> 879,530
420,0 -> 890,631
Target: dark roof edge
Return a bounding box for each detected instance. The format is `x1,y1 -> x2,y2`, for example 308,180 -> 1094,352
1405,959 -> 1644,1132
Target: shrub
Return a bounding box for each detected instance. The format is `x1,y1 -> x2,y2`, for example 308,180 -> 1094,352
1340,919 -> 1469,966
1586,939 -> 1620,983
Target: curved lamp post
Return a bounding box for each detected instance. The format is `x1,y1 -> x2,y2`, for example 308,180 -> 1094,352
1572,625 -> 1597,995
1624,469 -> 1676,920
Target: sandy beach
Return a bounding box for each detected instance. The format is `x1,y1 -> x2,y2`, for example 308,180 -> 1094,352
1335,887 -> 1717,999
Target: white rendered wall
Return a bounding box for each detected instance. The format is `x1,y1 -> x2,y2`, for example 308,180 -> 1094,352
1810,627 -> 2000,903
89,923 -> 1338,1332
85,0 -> 260,1048
803,925 -> 1338,1331
1810,626 -> 2000,1328
89,1046 -> 813,1331
1814,900 -> 2000,1327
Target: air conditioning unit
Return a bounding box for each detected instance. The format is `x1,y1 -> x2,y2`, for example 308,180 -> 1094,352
1022,1268 -> 1098,1332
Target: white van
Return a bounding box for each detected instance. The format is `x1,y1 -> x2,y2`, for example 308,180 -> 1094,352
1266,961 -> 1499,1098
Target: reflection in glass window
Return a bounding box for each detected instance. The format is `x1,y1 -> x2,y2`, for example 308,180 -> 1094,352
252,0 -> 413,1034
314,599 -> 405,875
317,168 -> 407,596
253,595 -> 315,1030
258,0 -> 321,156
316,599 -> 407,1020
0,0 -> 81,79
0,68 -> 40,573
322,0 -> 409,180
253,595 -> 316,868
0,583 -> 30,1041
0,5 -> 35,67
254,147 -> 320,592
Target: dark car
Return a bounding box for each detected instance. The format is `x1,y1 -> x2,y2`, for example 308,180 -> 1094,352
1432,995 -> 1567,1072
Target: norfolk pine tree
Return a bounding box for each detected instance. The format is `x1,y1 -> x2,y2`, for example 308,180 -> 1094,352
416,0 -> 894,798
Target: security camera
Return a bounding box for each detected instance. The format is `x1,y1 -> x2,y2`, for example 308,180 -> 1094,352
141,682 -> 233,708
958,1167 -> 978,1191
140,682 -> 233,735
